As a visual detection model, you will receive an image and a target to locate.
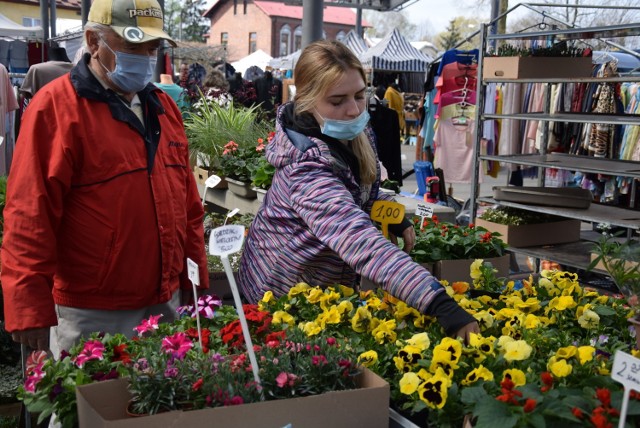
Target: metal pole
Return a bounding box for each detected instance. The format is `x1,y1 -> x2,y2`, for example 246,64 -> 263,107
356,7 -> 362,38
40,0 -> 49,61
153,0 -> 166,82
489,0 -> 499,50
301,0 -> 323,49
50,0 -> 57,39
81,0 -> 90,27
469,23 -> 487,223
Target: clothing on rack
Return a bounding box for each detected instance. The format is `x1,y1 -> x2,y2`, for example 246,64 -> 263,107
0,63 -> 19,176
369,98 -> 402,185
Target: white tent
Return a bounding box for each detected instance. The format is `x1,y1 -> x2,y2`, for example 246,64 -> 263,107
343,30 -> 368,56
359,29 -> 432,72
0,13 -> 43,39
231,49 -> 273,76
268,49 -> 301,71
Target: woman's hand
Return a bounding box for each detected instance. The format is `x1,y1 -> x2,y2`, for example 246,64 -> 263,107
454,321 -> 480,344
390,224 -> 415,253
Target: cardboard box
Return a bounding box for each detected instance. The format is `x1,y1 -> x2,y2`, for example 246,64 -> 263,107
482,56 -> 593,79
193,166 -> 228,189
76,368 -> 390,428
474,218 -> 581,248
435,254 -> 510,284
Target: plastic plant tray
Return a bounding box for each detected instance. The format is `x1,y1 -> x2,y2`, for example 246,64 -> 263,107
492,186 -> 592,209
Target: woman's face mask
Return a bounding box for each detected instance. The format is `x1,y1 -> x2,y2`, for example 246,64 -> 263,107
318,109 -> 370,140
99,39 -> 157,94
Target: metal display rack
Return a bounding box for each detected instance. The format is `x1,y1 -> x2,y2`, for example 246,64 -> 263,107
470,13 -> 640,271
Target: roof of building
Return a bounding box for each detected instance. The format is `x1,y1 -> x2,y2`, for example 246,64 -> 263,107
4,0 -> 81,10
204,0 -> 366,26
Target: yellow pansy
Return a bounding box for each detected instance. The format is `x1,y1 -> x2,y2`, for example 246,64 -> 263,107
470,259 -> 483,280
298,321 -> 321,336
548,295 -> 577,311
316,306 -> 341,328
523,314 -> 541,329
358,350 -> 378,367
577,346 -> 595,365
474,311 -> 495,329
503,369 -> 527,387
548,357 -> 572,378
371,319 -> 397,344
336,300 -> 353,315
497,335 -> 515,349
261,290 -> 274,303
351,306 -> 372,333
514,297 -> 541,313
503,340 -> 533,362
393,301 -> 416,320
577,308 -> 600,329
272,310 -> 294,326
434,337 -> 463,364
461,365 -> 494,385
400,372 -> 422,395
418,368 -> 451,409
398,344 -> 423,366
406,332 -> 431,351
367,296 -> 383,310
288,282 -> 311,298
338,284 -> 355,297
555,346 -> 577,359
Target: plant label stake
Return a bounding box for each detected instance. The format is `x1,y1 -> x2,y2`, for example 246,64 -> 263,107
186,257 -> 203,351
611,350 -> 640,427
415,203 -> 433,231
224,208 -> 240,226
201,174 -> 222,205
209,225 -> 262,389
371,200 -> 405,239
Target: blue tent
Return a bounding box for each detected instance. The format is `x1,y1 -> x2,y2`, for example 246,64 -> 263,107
342,30 -> 368,56
359,29 -> 432,73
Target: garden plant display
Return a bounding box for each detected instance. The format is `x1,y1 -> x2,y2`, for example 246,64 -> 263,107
410,215 -> 507,264
18,263 -> 640,427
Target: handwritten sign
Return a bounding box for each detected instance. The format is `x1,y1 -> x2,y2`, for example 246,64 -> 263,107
415,203 -> 434,219
187,258 -> 200,286
371,200 -> 405,238
612,350 -> 640,427
209,225 -> 245,256
201,174 -> 222,205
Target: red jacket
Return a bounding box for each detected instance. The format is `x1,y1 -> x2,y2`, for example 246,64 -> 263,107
1,59 -> 209,332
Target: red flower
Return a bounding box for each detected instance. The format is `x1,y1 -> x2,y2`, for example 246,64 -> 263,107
590,409 -> 613,428
192,378 -> 204,391
523,398 -> 536,413
596,388 -> 611,408
111,344 -> 131,364
572,407 -> 584,419
540,372 -> 554,392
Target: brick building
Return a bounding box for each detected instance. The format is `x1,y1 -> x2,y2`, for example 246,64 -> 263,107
203,0 -> 363,62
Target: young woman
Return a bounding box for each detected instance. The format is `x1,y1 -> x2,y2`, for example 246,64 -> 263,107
238,40 -> 478,340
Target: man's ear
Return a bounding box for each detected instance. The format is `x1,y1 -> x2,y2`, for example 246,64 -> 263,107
85,30 -> 100,55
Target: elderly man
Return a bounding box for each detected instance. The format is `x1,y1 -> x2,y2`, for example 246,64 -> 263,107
1,0 -> 209,356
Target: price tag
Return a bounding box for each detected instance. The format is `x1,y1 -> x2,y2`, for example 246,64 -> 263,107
186,258 -> 200,286
612,350 -> 640,427
371,200 -> 405,238
209,225 -> 245,256
415,203 -> 433,219
612,350 -> 640,392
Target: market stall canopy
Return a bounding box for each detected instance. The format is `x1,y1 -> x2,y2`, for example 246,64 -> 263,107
343,30 -> 368,56
593,50 -> 640,73
231,49 -> 273,76
359,28 -> 432,72
268,49 -> 301,71
0,13 -> 43,39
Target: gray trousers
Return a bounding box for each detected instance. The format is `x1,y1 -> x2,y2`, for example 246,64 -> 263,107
49,291 -> 181,357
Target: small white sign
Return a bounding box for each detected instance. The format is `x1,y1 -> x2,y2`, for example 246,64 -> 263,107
186,257 -> 199,286
205,175 -> 222,189
415,203 -> 434,218
209,225 -> 245,256
612,350 -> 640,392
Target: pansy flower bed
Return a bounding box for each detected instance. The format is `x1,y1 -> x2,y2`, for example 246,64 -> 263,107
18,265 -> 640,427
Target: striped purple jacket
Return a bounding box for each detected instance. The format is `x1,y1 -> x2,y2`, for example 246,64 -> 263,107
238,105 -> 445,313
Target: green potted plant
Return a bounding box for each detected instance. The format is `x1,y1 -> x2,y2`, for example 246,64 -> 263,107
184,96 -> 272,183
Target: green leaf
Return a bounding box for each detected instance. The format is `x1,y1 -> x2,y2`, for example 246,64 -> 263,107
472,397 -> 520,428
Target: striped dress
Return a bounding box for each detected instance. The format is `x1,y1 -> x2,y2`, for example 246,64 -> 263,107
238,104 -> 445,314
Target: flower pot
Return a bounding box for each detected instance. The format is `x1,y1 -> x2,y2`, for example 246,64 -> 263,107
253,187 -> 267,203
226,178 -> 257,199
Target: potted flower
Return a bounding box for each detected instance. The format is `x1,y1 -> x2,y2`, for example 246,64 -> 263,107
19,297 -> 384,427
410,215 -> 508,283
476,206 -> 581,248
184,96 -> 272,182
590,225 -> 640,344
217,137 -> 270,199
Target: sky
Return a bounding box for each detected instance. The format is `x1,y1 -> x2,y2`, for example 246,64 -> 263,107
400,0 -> 527,34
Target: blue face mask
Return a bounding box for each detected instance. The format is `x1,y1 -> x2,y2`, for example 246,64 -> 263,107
319,109 -> 370,140
99,40 -> 157,94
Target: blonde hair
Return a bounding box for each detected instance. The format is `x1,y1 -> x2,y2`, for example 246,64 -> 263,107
293,40 -> 377,185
